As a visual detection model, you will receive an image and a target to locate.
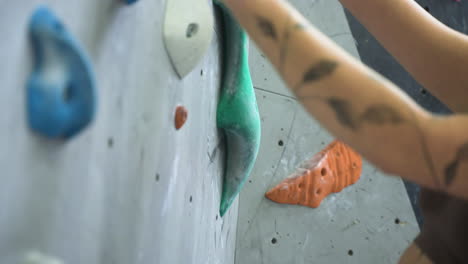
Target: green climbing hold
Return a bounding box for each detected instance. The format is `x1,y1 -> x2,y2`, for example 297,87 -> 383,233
215,2 -> 262,217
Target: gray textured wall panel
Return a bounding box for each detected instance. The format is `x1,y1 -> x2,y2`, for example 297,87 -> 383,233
0,1 -> 237,263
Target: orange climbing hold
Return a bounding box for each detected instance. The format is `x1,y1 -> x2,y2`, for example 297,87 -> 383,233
175,106 -> 188,130
265,140 -> 362,208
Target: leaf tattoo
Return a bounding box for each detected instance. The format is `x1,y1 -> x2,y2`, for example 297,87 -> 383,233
295,60 -> 338,92
324,99 -> 407,131
304,60 -> 338,82
360,105 -> 406,125
327,97 -> 357,130
256,16 -> 277,40
445,142 -> 468,185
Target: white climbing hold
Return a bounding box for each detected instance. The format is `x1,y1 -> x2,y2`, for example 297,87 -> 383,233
163,0 -> 214,78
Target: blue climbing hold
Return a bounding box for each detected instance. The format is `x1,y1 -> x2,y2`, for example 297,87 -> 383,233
125,0 -> 139,4
27,6 -> 96,139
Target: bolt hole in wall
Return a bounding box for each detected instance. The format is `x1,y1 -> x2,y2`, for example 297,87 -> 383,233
348,249 -> 354,256
271,238 -> 277,244
278,140 -> 284,146
395,218 -> 401,224
155,173 -> 160,182
107,137 -> 114,148
189,196 -> 193,203
320,168 -> 327,176
186,23 -> 199,38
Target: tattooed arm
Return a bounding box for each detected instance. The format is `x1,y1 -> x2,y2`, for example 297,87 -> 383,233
222,0 -> 468,199
339,0 -> 468,112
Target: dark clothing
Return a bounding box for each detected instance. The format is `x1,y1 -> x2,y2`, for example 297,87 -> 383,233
415,188 -> 468,264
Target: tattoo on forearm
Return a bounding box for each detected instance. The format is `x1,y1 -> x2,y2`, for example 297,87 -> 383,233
256,13 -> 306,71
256,16 -> 277,41
444,143 -> 468,186
303,94 -> 440,187
294,60 -> 338,92
359,105 -> 406,125
253,11 -> 443,189
327,97 -> 358,130
303,61 -> 338,83
324,97 -> 406,130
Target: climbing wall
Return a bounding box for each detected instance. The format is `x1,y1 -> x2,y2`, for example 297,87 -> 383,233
236,0 -> 420,263
0,1 -> 238,263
